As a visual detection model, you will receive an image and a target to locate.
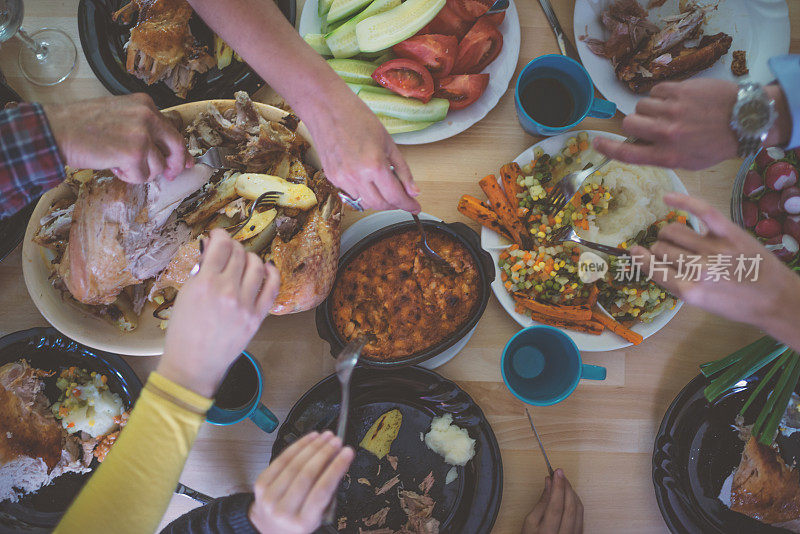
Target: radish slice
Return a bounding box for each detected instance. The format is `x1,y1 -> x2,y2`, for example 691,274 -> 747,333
743,170 -> 765,198
765,161 -> 798,191
756,218 -> 782,238
765,234 -> 800,262
784,215 -> 800,243
781,186 -> 800,215
756,146 -> 785,170
742,200 -> 759,228
759,191 -> 783,218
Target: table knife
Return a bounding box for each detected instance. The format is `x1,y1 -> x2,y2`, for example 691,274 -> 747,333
537,0 -> 583,64
526,408 -> 554,477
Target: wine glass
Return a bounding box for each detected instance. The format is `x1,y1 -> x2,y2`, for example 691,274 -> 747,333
0,0 -> 77,86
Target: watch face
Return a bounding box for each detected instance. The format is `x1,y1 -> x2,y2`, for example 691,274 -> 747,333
738,100 -> 770,132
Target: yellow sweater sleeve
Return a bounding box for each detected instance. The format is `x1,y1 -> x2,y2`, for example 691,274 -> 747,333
55,372 -> 213,534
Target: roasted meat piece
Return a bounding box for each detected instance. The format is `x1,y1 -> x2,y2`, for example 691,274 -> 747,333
731,436 -> 800,524
113,0 -> 215,98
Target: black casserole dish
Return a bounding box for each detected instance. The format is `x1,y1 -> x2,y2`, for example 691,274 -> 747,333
315,220 -> 494,367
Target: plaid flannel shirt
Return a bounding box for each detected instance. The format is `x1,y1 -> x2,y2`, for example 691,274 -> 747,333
0,102 -> 65,219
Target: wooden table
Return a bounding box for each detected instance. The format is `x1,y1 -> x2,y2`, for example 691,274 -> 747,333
1,1 -> 798,532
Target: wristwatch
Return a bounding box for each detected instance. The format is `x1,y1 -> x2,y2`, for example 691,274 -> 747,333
730,82 -> 777,158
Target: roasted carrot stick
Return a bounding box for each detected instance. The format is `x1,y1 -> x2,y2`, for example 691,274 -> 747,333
526,310 -> 604,335
457,195 -> 513,241
591,308 -> 643,345
513,294 -> 592,322
500,162 -> 525,211
585,285 -> 599,307
479,174 -> 531,248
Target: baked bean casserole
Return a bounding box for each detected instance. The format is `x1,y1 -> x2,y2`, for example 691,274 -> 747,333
330,228 -> 480,361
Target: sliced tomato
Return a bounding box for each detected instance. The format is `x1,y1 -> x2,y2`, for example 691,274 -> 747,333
447,0 -> 490,21
418,4 -> 472,39
482,12 -> 505,26
434,73 -> 489,110
393,35 -> 459,78
372,59 -> 435,103
452,17 -> 503,74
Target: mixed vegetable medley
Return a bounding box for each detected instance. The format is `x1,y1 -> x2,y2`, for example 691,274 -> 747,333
304,0 -> 505,134
458,134 -> 690,345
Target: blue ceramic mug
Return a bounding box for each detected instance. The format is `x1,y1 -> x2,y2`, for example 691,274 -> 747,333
501,326 -> 606,406
207,351 -> 279,432
514,54 -> 616,137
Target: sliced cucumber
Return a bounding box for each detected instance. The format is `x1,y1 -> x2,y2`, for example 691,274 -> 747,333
359,91 -> 449,122
327,58 -> 378,85
327,0 -> 372,23
356,0 -> 445,53
304,34 -> 332,56
348,83 -> 394,95
325,0 -> 400,58
377,114 -> 435,134
318,0 -> 335,17
321,17 -> 345,33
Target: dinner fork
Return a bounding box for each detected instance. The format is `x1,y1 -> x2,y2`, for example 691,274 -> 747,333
225,191 -> 281,236
412,214 -> 452,271
545,136 -> 637,213
549,224 -> 628,257
195,146 -> 237,170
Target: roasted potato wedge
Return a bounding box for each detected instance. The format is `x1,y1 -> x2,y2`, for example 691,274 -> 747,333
183,171 -> 240,225
287,158 -> 310,184
234,173 -> 317,210
243,220 -> 277,254
214,34 -> 233,70
233,208 -> 277,241
359,409 -> 402,459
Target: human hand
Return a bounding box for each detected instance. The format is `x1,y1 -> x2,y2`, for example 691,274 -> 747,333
631,193 -> 800,350
593,79 -> 791,170
248,431 -> 355,534
157,229 -> 280,397
304,90 -> 421,213
43,93 -> 192,183
522,469 -> 583,534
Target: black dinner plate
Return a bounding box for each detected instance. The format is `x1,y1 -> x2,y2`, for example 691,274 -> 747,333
653,368 -> 800,534
272,366 -> 503,534
77,0 -> 296,109
0,327 -> 142,533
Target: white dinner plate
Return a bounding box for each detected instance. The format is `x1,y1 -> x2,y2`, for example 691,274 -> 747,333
298,0 -> 521,145
339,210 -> 476,368
573,0 -> 790,115
480,130 -> 693,352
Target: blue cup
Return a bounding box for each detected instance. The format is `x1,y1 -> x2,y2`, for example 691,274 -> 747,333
514,54 -> 616,137
207,351 -> 279,432
501,326 -> 606,406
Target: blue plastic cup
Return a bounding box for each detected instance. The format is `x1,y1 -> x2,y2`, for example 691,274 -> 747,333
514,54 -> 616,137
206,351 -> 279,433
501,326 -> 606,406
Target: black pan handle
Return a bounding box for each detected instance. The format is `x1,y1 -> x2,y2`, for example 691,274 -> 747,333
446,221 -> 496,283
315,302 -> 343,358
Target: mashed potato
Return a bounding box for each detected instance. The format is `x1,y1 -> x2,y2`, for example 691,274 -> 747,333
52,368 -> 124,438
581,160 -> 674,247
424,413 -> 476,466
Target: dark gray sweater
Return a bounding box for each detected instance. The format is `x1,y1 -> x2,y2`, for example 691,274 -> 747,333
160,493 -> 259,534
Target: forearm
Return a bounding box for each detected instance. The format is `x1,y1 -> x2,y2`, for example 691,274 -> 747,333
768,55 -> 800,149
55,373 -> 213,534
188,0 -> 360,132
759,274 -> 800,353
0,102 -> 65,219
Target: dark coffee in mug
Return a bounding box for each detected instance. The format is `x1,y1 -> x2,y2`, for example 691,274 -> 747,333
214,355 -> 259,409
519,76 -> 575,128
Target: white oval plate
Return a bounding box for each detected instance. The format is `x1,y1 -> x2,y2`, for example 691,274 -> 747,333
339,210 -> 476,368
22,101 -> 322,356
573,0 -> 790,116
480,130 -> 692,352
298,0 -> 521,145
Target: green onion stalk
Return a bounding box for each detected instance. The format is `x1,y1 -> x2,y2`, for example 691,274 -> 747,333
701,335 -> 799,446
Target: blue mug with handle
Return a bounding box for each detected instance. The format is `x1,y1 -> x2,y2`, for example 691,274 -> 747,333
515,54 -> 617,137
207,351 -> 279,432
501,326 -> 606,406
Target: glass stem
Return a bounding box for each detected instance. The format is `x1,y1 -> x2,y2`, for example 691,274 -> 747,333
16,28 -> 47,61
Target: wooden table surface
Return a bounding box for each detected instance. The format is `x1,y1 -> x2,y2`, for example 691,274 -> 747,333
1,1 -> 798,532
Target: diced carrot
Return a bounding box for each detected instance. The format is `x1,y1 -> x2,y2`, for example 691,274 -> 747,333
523,252 -> 532,261
511,263 -> 523,272
500,251 -> 509,260
505,281 -> 513,290
501,272 -> 508,282
569,144 -> 579,155
578,140 -> 589,151
509,244 -> 519,251
677,215 -> 687,224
